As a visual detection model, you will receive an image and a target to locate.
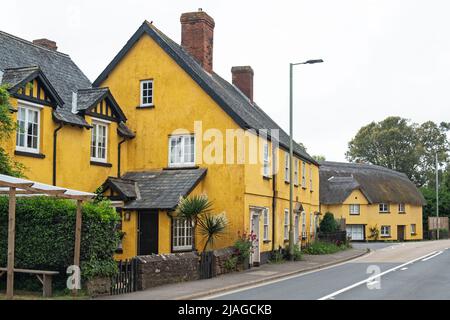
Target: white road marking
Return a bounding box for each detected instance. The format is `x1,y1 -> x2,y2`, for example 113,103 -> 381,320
199,251 -> 373,300
421,251 -> 443,262
400,267 -> 408,271
318,251 -> 438,300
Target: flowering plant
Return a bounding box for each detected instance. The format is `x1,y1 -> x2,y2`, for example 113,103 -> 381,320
233,231 -> 256,261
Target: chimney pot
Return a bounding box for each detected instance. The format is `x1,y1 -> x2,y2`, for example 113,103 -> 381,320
231,66 -> 254,103
180,10 -> 215,73
33,38 -> 58,51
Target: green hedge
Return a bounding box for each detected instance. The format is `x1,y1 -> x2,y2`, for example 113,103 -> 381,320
0,197 -> 119,291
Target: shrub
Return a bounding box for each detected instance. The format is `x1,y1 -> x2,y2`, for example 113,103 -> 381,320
303,241 -> 349,255
224,256 -> 238,271
0,197 -> 120,290
269,249 -> 284,264
319,212 -> 339,233
232,231 -> 255,262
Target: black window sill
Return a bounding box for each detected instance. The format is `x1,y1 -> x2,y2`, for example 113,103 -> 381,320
398,212 -> 406,214
302,186 -> 307,190
379,212 -> 391,214
263,176 -> 272,180
15,150 -> 45,159
136,105 -> 155,109
172,249 -> 194,253
284,181 -> 290,185
164,166 -> 199,171
263,240 -> 271,244
115,249 -> 124,254
380,236 -> 391,238
90,161 -> 113,168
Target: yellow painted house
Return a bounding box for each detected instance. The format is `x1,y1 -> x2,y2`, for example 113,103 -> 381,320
319,162 -> 425,241
0,10 -> 320,265
0,34 -> 135,194
93,10 -> 321,263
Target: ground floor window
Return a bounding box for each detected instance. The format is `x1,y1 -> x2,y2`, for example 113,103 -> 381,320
263,208 -> 269,241
411,224 -> 416,235
381,225 -> 391,237
172,218 -> 193,251
284,209 -> 289,240
301,212 -> 307,239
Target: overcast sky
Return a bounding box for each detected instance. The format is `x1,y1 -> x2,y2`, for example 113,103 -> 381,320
2,0 -> 449,161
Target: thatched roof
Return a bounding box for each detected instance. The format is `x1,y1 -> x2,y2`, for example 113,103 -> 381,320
319,161 -> 426,206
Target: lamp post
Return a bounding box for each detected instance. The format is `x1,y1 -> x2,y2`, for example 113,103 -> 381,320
289,59 -> 323,259
436,152 -> 440,240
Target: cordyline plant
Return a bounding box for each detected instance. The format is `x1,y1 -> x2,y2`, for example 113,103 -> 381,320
176,194 -> 228,252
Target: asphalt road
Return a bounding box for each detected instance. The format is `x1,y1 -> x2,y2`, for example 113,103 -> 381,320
207,240 -> 450,300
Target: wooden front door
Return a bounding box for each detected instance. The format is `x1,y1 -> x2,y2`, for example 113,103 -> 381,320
397,225 -> 405,242
250,210 -> 261,266
138,211 -> 159,255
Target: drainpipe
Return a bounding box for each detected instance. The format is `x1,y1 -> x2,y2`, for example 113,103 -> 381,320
52,123 -> 63,186
117,138 -> 126,178
271,146 -> 277,252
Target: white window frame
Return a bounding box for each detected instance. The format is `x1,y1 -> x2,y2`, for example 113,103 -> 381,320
284,152 -> 290,183
294,159 -> 299,185
349,204 -> 361,215
172,217 -> 193,251
16,102 -> 41,154
263,143 -> 270,177
301,211 -> 307,239
309,213 -> 313,234
140,79 -> 154,107
309,167 -> 313,191
379,203 -> 390,213
168,134 -> 195,167
263,208 -> 269,241
284,209 -> 289,240
90,119 -> 109,163
301,161 -> 307,188
398,203 -> 406,213
380,225 -> 391,237
410,224 -> 416,235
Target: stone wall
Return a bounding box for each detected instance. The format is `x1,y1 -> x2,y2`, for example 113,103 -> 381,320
213,247 -> 235,276
85,277 -> 111,297
136,252 -> 200,290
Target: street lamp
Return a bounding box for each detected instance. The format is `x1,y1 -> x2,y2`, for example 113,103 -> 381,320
289,59 -> 324,260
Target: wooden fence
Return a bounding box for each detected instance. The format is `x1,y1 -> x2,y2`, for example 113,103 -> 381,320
110,258 -> 138,295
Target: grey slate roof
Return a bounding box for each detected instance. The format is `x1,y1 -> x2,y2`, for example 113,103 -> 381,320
93,22 -> 317,164
0,30 -> 91,127
319,161 -> 426,206
76,88 -> 110,111
117,122 -> 136,139
106,168 -> 207,210
1,66 -> 39,89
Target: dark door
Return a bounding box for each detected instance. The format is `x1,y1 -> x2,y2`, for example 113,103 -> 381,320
138,211 -> 159,255
397,225 -> 405,242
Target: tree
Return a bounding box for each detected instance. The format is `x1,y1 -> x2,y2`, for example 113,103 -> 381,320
0,84 -> 24,177
319,212 -> 339,233
313,155 -> 326,162
421,165 -> 450,229
346,117 -> 449,187
176,194 -> 228,251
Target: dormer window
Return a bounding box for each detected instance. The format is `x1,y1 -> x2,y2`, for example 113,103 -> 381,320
91,121 -> 108,163
16,103 -> 40,154
140,80 -> 154,107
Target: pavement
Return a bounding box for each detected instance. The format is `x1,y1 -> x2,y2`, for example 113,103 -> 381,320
99,247 -> 368,300
206,240 -> 450,300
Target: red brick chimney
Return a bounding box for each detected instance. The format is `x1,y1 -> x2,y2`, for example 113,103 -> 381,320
231,66 -> 254,102
33,38 -> 58,51
180,9 -> 215,73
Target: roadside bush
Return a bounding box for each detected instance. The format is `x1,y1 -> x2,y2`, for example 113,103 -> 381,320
232,231 -> 255,263
303,241 -> 349,255
319,212 -> 339,233
0,197 -> 119,291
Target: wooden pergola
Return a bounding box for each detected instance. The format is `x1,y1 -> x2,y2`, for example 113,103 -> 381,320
0,174 -> 95,299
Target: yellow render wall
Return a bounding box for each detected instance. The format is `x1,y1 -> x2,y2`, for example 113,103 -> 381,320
3,96 -> 123,192
99,34 -> 247,252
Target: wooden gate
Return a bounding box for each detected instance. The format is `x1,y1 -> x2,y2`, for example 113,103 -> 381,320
199,251 -> 216,279
110,259 -> 138,295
